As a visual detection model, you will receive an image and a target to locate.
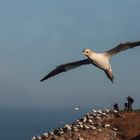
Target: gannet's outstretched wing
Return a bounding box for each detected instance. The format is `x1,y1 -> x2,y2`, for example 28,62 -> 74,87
40,59 -> 91,82
105,41 -> 140,59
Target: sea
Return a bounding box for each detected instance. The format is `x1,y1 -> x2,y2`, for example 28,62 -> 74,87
0,106 -> 91,140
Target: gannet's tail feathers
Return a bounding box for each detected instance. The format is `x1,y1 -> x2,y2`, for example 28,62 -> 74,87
40,59 -> 91,82
104,41 -> 140,59
104,70 -> 114,83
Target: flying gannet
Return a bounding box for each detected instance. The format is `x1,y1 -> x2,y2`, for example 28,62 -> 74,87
40,41 -> 140,83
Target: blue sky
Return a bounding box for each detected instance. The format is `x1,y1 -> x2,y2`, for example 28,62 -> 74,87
0,0 -> 140,109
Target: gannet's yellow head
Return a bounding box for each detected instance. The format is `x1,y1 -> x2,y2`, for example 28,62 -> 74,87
82,48 -> 92,57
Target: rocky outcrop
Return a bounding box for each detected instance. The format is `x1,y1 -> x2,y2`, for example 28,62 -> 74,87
32,109 -> 140,140
32,109 -> 122,140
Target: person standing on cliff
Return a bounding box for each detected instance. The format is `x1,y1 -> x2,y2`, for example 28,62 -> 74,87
124,102 -> 128,111
113,103 -> 119,111
127,96 -> 134,111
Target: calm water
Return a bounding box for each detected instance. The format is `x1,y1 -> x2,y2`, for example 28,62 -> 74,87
0,106 -> 90,140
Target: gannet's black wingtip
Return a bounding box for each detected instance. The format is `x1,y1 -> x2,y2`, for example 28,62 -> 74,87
40,77 -> 46,82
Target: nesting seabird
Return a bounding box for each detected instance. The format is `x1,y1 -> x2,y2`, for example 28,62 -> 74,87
40,41 -> 140,83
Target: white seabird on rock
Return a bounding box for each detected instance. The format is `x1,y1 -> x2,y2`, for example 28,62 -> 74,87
32,136 -> 36,140
92,109 -> 97,113
43,133 -> 48,137
37,136 -> 41,139
40,41 -> 140,83
105,109 -> 110,113
97,109 -> 102,114
105,124 -> 110,128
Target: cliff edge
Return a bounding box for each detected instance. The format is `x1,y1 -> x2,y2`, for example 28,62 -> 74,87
32,110 -> 140,140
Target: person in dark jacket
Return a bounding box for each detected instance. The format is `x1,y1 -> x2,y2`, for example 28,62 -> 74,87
113,103 -> 119,111
127,96 -> 134,111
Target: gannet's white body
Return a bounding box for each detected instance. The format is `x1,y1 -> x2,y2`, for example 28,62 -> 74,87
41,41 -> 140,83
82,49 -> 114,82
84,51 -> 110,70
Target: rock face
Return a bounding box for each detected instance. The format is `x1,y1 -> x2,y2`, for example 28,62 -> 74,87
32,110 -> 140,140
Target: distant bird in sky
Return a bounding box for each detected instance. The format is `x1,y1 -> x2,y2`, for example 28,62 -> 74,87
40,41 -> 140,83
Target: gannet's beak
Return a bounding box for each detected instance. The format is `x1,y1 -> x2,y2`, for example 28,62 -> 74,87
82,49 -> 85,53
